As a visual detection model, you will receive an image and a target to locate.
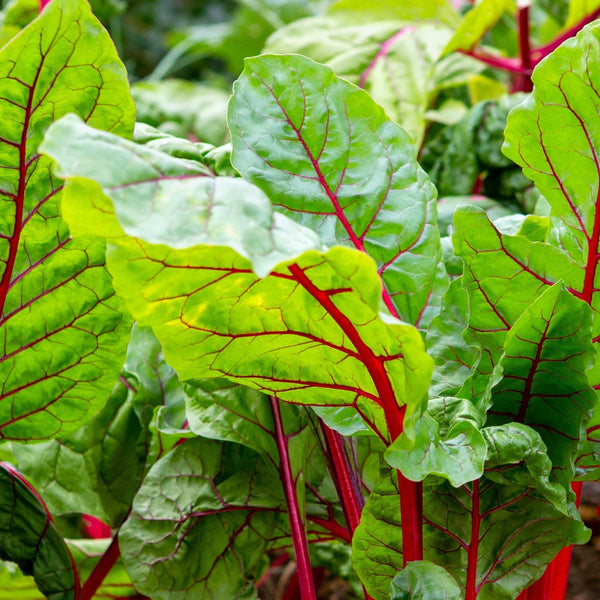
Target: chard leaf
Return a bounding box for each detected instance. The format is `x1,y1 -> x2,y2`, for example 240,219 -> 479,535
452,207 -> 580,406
0,560 -> 44,599
228,53 -> 444,327
12,380 -> 140,526
487,284 -> 596,487
119,437 -> 284,600
425,278 -> 480,398
385,397 -> 486,487
41,113 -> 321,278
0,0 -> 134,440
41,117 -> 434,443
390,562 -> 461,600
0,463 -> 78,600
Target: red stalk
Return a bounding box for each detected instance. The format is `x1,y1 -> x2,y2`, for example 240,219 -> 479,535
270,397 -> 317,600
512,2 -> 534,92
80,535 -> 121,600
465,481 -> 481,600
39,0 -> 51,10
321,424 -> 364,533
288,263 -> 423,564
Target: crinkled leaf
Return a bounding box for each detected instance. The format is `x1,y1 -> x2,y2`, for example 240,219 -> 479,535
0,463 -> 78,600
386,397 -> 486,487
12,380 -> 141,526
0,0 -> 134,441
354,422 -> 585,599
352,467 -> 402,600
119,437 -> 283,600
390,562 -> 461,600
486,284 -> 596,487
41,114 -> 321,277
443,0 -> 515,55
425,278 -> 480,398
228,53 -> 444,327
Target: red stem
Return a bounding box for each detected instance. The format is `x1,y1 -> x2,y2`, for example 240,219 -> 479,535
288,263 -> 423,564
80,535 -> 120,600
532,9 -> 600,64
465,481 -> 481,600
270,397 -> 317,600
513,3 -> 534,92
39,0 -> 51,10
321,424 -> 364,532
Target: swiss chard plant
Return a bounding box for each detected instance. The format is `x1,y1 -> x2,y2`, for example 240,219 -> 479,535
2,0 -> 600,599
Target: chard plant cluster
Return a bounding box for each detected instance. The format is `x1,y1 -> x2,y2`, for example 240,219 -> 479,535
1,0 -> 600,599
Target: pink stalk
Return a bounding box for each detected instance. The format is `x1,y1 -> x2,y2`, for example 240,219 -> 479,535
39,0 -> 51,10
270,397 -> 317,600
80,535 -> 121,600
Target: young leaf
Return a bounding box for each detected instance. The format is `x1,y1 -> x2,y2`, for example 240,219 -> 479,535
0,463 -> 79,600
385,397 -> 486,488
0,0 -> 134,441
390,562 -> 461,600
228,53 -> 444,327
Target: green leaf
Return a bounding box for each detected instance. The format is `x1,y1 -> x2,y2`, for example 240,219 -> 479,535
0,0 -> 134,441
443,0 -> 515,55
12,380 -> 140,526
425,278 -> 480,398
263,19 -> 465,146
452,207 -> 581,407
486,284 -> 596,488
0,560 -> 44,600
0,463 -> 78,600
386,397 -> 486,487
390,562 -> 461,600
328,0 -> 460,26
41,117 -> 434,443
41,113 -> 321,278
119,437 -> 283,600
229,53 -> 444,326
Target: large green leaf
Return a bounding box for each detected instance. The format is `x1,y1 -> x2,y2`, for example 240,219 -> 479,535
0,463 -> 78,600
228,53 -> 444,327
42,117 -> 434,444
119,437 -> 284,600
0,0 -> 134,441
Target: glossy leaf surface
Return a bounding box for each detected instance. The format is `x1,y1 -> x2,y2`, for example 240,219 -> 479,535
0,463 -> 78,600
228,53 -> 443,327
